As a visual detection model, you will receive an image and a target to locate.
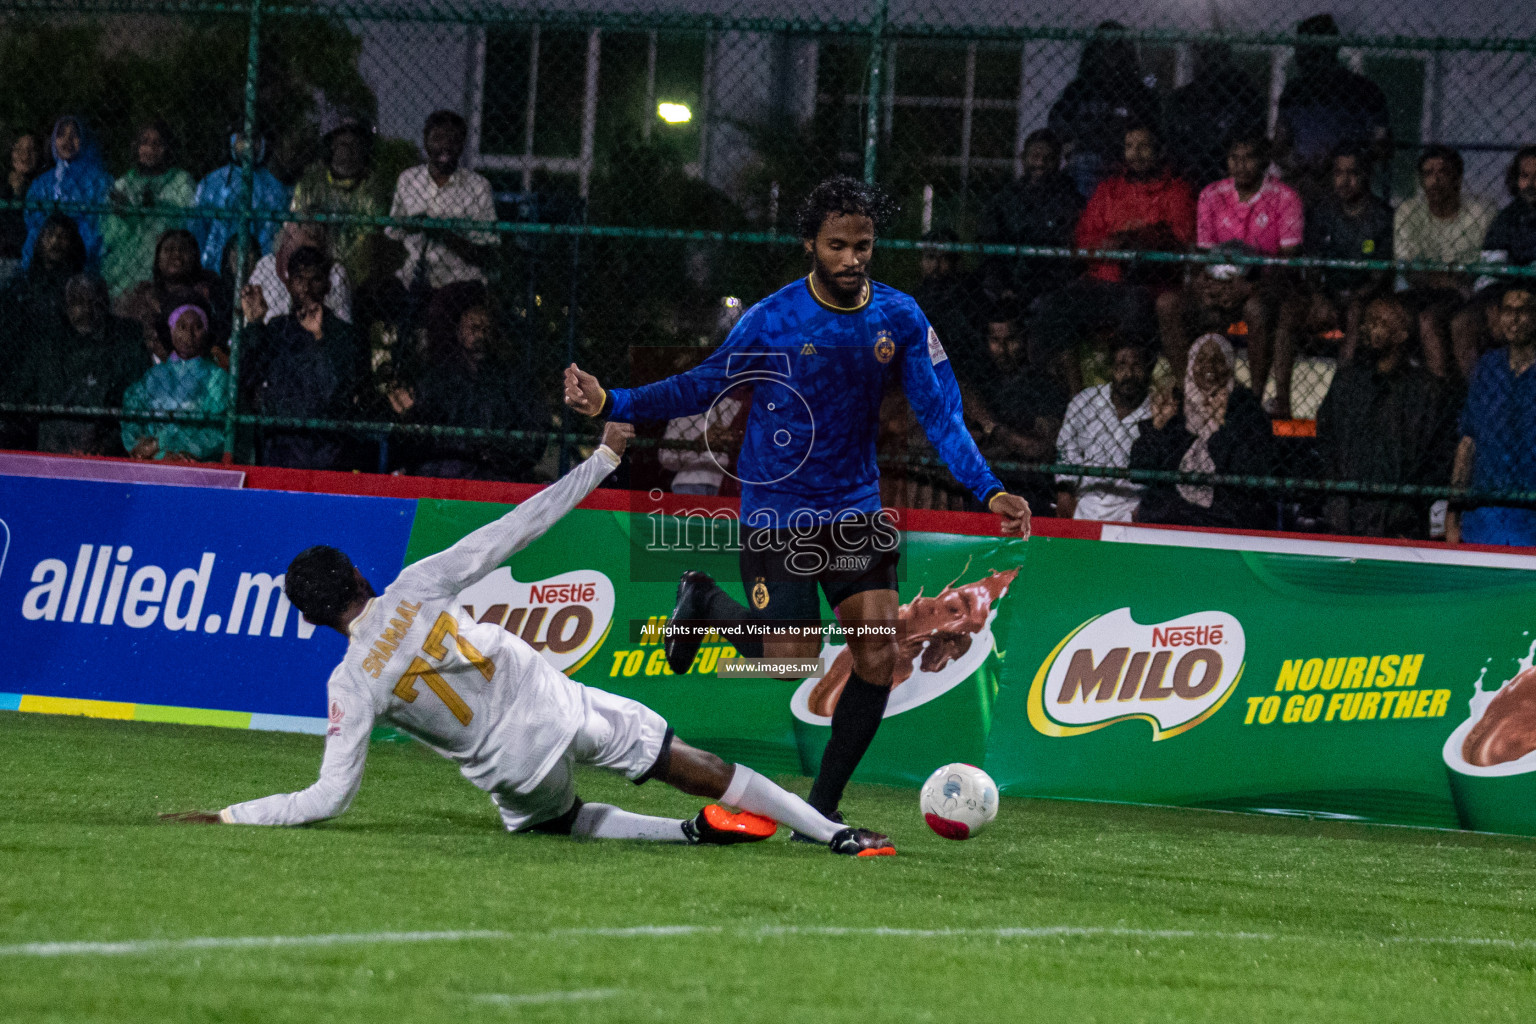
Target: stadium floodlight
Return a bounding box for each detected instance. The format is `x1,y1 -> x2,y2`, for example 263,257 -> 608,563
657,102 -> 692,124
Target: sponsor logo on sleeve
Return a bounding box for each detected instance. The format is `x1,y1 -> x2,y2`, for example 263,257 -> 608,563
1028,608 -> 1246,740
926,325 -> 948,365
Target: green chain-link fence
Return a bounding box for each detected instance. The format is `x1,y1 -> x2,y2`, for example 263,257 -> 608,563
3,0 -> 1536,542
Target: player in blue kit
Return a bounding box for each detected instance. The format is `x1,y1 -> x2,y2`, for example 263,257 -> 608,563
564,177 -> 1030,828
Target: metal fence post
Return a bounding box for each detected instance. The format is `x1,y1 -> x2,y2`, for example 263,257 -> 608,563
223,0 -> 263,460
863,0 -> 888,184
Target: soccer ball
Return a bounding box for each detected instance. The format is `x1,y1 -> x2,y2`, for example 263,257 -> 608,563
920,763 -> 998,840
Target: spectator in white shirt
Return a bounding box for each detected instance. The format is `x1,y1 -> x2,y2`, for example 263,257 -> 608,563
386,110 -> 498,291
248,221 -> 352,323
1055,339 -> 1154,521
660,396 -> 744,495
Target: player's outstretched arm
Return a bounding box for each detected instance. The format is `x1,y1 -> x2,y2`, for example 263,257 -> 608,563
164,681 -> 374,827
407,422 -> 631,596
899,316 -> 1030,538
566,311 -> 755,424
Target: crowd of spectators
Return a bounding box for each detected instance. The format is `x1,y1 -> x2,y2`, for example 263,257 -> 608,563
877,15 -> 1536,546
4,14 -> 1536,546
0,107 -> 530,480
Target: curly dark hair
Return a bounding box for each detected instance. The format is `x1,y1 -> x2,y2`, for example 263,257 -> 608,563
796,175 -> 900,240
285,546 -> 367,628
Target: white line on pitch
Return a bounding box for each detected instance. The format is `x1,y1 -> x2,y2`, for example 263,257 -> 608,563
3,924 -> 1534,959
472,989 -> 623,1006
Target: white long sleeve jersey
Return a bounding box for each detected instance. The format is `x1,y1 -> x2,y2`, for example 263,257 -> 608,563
222,447 -> 620,826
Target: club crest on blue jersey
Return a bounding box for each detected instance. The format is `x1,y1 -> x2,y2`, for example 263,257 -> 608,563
873,331 -> 895,364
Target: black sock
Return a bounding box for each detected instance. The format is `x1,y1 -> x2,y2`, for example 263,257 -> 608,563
700,582 -> 763,658
806,671 -> 889,816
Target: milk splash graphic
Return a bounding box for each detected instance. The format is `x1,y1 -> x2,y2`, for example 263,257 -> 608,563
1442,634 -> 1536,778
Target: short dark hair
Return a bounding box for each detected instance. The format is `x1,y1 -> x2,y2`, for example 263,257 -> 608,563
38,212 -> 88,272
1023,128 -> 1062,154
796,175 -> 899,240
1227,130 -> 1272,166
285,546 -> 364,627
1419,145 -> 1463,178
1506,145 -> 1536,197
287,244 -> 332,278
1111,338 -> 1153,365
984,303 -> 1023,330
424,109 -> 467,139
1297,13 -> 1341,37
1123,122 -> 1162,150
1366,292 -> 1414,328
1329,141 -> 1370,171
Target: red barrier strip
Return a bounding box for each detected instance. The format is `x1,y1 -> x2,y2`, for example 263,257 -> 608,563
9,448 -> 1536,555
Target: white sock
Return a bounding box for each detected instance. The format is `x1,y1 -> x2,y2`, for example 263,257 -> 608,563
723,764 -> 843,843
570,803 -> 689,842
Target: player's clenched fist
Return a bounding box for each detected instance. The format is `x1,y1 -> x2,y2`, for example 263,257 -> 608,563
564,363 -> 606,417
601,421 -> 634,458
988,492 -> 1032,539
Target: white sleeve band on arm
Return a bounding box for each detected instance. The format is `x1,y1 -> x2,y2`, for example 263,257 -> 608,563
596,444 -> 620,468
219,808 -> 234,824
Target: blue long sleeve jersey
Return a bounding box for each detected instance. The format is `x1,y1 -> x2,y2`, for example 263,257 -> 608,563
608,277 -> 1004,526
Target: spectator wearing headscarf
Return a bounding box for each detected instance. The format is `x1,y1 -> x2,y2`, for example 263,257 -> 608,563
191,132 -> 291,272
1130,332 -> 1272,529
120,294 -> 230,461
21,116 -> 113,270
101,121 -> 196,297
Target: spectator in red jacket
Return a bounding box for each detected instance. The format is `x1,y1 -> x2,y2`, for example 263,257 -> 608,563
1032,123 -> 1195,393
1075,124 -> 1197,285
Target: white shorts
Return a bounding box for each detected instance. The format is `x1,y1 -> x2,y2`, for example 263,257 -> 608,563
492,685 -> 670,832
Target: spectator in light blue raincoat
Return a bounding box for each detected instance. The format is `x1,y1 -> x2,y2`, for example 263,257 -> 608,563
191,133 -> 290,272
21,115 -> 114,270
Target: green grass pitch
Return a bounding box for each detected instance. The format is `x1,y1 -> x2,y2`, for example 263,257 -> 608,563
4,712 -> 1536,1023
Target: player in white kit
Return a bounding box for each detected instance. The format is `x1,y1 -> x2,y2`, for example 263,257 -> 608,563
163,422 -> 894,857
